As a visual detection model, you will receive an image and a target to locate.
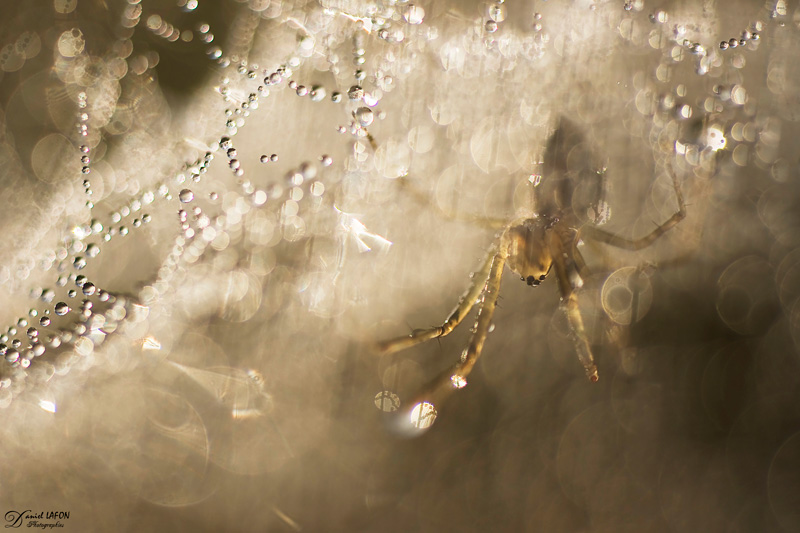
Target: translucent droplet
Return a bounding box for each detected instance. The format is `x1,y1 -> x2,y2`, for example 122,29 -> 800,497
82,282 -> 96,296
347,85 -> 364,101
404,4 -> 425,25
310,86 -> 326,102
409,401 -> 437,429
451,375 -> 468,389
55,302 -> 70,316
355,107 -> 374,127
40,316 -> 51,327
5,349 -> 19,364
179,189 -> 194,203
488,4 -> 506,22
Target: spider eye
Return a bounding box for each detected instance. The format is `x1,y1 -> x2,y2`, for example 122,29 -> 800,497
539,274 -> 546,281
525,276 -> 540,286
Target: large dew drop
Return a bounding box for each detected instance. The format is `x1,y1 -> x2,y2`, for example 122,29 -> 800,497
179,189 -> 194,203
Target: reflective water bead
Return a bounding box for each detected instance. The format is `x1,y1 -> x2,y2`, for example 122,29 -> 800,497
5,349 -> 19,364
73,257 -> 86,269
331,92 -> 342,103
404,4 -> 425,24
83,282 -> 96,296
347,85 -> 364,100
40,316 -> 51,327
488,4 -> 506,22
179,189 -> 194,203
310,86 -> 326,102
55,302 -> 70,316
86,243 -> 100,257
355,107 -> 374,126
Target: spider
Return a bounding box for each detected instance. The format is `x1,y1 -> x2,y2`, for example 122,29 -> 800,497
375,117 -> 686,422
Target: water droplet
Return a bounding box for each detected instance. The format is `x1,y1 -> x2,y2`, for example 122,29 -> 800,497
355,107 -> 374,127
82,282 -> 96,296
73,257 -> 86,269
488,4 -> 506,22
310,86 -> 326,102
450,375 -> 468,389
39,316 -> 51,327
485,20 -> 498,33
179,189 -> 194,203
55,302 -> 70,316
409,401 -> 437,429
347,85 -> 364,101
404,4 -> 425,25
5,349 -> 19,364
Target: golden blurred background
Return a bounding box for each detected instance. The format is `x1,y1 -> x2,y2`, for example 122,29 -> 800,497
1,0 -> 799,531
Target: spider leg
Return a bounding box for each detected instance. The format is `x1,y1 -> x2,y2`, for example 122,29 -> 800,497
551,232 -> 599,382
581,162 -> 686,251
401,249 -> 507,412
398,176 -> 509,230
375,242 -> 501,354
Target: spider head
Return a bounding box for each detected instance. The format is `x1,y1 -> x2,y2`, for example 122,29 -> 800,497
505,219 -> 553,288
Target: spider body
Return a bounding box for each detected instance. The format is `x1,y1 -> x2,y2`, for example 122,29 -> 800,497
377,118 -> 686,423
505,216 -> 554,287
